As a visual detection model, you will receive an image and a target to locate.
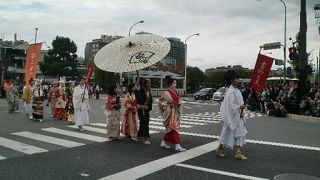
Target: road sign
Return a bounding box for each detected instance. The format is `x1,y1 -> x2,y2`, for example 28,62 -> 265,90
262,42 -> 282,50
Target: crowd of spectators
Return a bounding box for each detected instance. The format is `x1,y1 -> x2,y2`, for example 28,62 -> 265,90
240,81 -> 320,118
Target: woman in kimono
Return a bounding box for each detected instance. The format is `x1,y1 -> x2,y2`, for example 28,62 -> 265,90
215,70 -> 248,160
32,79 -> 44,122
65,82 -> 75,125
54,80 -> 67,120
159,76 -> 186,152
105,85 -> 121,141
7,80 -> 20,113
48,82 -> 58,118
73,77 -> 90,132
121,83 -> 138,142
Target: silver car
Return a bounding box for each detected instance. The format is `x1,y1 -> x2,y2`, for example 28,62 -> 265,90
212,87 -> 226,101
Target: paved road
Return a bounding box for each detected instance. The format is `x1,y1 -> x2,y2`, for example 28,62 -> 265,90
0,97 -> 319,180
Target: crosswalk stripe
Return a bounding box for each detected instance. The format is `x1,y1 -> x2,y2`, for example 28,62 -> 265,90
89,123 -> 159,134
181,118 -> 216,123
0,137 -> 48,155
42,127 -> 105,142
67,125 -> 106,134
12,131 -> 84,148
0,155 -> 6,160
149,121 -> 192,128
150,118 -> 206,126
149,125 -> 165,130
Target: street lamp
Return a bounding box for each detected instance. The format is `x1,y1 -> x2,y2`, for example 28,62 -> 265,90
257,0 -> 287,82
184,33 -> 199,95
129,20 -> 144,36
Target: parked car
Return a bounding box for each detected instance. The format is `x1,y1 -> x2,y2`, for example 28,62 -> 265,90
194,88 -> 215,100
212,87 -> 226,101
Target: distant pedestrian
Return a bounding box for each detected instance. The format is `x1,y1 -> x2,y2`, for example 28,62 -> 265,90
105,84 -> 121,141
7,80 -> 20,113
73,77 -> 90,132
159,76 -> 186,152
48,82 -> 59,118
65,82 -> 75,125
95,84 -> 100,99
121,83 -> 138,142
21,78 -> 34,120
32,79 -> 44,122
215,70 -> 248,160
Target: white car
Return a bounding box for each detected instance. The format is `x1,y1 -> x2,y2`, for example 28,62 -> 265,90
212,87 -> 226,101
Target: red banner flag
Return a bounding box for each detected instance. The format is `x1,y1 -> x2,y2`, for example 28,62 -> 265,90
25,43 -> 42,86
249,54 -> 273,92
85,64 -> 94,85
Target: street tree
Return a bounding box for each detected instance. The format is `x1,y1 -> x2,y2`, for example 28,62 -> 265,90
186,66 -> 205,93
40,36 -> 79,78
94,65 -> 119,91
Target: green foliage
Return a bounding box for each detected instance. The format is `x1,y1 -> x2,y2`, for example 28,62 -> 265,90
186,66 -> 205,93
205,69 -> 253,87
94,65 -> 119,91
40,36 -> 79,77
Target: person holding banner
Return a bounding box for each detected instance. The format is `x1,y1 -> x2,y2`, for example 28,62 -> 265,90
215,70 -> 248,160
73,77 -> 90,132
21,78 -> 34,120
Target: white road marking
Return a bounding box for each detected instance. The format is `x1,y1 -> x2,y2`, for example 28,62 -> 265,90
149,121 -> 192,128
12,131 -> 84,148
0,137 -> 48,155
179,132 -> 320,151
150,118 -> 206,126
184,106 -> 192,109
0,155 -> 7,160
90,123 -> 159,134
98,141 -> 220,180
42,127 -> 105,142
67,125 -> 106,134
176,164 -> 269,180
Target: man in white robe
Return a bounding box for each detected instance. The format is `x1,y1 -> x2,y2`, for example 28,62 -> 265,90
73,78 -> 90,131
216,70 -> 248,160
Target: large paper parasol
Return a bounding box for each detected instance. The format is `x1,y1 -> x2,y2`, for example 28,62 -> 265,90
94,34 -> 171,73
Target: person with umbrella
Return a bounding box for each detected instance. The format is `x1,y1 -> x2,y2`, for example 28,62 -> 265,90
159,76 -> 186,152
215,70 -> 248,160
135,76 -> 153,145
73,77 -> 90,132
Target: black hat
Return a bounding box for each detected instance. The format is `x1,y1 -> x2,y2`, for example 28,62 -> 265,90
224,70 -> 239,84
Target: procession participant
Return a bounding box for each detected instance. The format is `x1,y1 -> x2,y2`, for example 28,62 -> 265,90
48,82 -> 59,118
135,76 -> 153,145
21,78 -> 34,120
7,80 -> 20,113
65,81 -> 75,125
159,76 -> 185,152
215,70 -> 248,160
121,83 -> 138,142
105,85 -> 121,141
32,79 -> 45,122
73,77 -> 90,132
54,79 -> 67,120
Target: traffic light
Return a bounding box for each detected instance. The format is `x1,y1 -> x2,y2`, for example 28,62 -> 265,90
289,47 -> 297,60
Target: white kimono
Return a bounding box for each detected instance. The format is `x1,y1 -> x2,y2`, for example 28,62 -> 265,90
219,85 -> 247,149
73,85 -> 90,126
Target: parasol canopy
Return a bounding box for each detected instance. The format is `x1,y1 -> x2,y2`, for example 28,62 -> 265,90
94,34 -> 171,73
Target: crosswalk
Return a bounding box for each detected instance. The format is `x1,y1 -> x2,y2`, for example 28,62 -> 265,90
0,111 -> 263,161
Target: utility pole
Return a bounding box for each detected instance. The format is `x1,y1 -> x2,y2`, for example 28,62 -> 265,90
298,0 -> 307,99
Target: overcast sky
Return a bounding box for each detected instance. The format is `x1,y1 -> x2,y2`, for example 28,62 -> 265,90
0,0 -> 319,71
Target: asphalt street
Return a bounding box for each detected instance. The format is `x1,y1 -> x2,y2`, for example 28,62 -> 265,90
0,97 -> 319,180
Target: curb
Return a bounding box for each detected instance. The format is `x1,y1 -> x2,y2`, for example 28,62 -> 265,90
287,114 -> 320,124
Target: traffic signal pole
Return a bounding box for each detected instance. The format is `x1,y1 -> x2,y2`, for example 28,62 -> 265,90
299,0 -> 307,99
